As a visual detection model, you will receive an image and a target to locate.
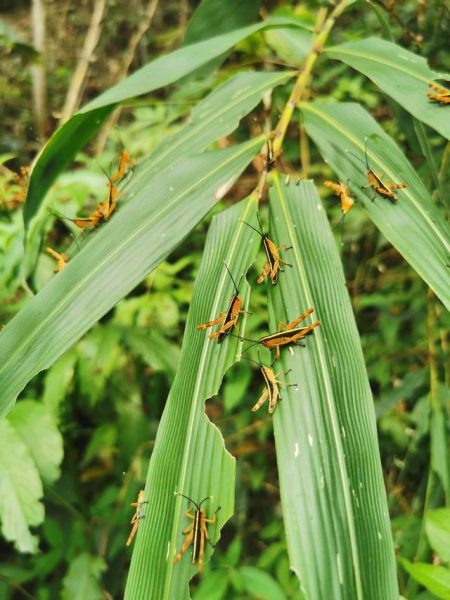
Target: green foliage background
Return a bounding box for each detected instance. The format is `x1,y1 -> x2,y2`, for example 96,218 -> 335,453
0,0 -> 449,598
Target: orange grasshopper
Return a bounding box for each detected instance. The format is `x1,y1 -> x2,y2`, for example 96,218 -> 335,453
244,352 -> 297,414
46,247 -> 69,272
241,308 -> 320,364
173,493 -> 221,573
240,213 -> 292,285
324,181 -> 355,216
427,82 -> 450,105
347,137 -> 407,203
72,175 -> 119,229
324,180 -> 355,241
111,148 -> 135,184
124,473 -> 148,546
197,263 -> 250,343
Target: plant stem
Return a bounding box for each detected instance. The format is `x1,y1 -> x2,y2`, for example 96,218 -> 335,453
272,0 -> 352,154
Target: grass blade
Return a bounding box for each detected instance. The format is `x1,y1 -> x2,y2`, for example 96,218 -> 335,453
124,196 -> 260,599
0,139 -> 262,421
266,175 -> 398,599
325,38 -> 450,140
303,102 -> 450,311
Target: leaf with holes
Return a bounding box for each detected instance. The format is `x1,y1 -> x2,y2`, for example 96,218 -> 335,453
124,196 -> 260,599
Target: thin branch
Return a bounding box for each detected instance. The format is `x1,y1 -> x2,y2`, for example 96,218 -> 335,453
94,0 -> 160,155
59,0 -> 107,125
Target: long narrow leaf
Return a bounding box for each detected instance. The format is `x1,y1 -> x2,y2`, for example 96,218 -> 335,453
25,17 -> 305,225
0,138 -> 262,421
131,70 -> 294,193
24,71 -> 293,274
267,176 -> 398,599
325,38 -> 450,141
124,196 -> 260,599
302,102 -> 450,311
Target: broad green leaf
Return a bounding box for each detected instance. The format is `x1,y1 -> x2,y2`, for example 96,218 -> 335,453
193,570 -> 230,600
430,385 -> 450,499
183,0 -> 259,45
302,102 -> 450,311
425,508 -> 450,563
413,119 -> 445,207
325,38 -> 450,141
24,17 -> 303,226
7,400 -> 63,484
266,177 -> 398,599
0,138 -> 262,422
0,419 -> 43,553
62,553 -> 106,600
400,558 -> 450,600
124,197 -> 260,599
42,350 -> 77,417
239,566 -> 286,600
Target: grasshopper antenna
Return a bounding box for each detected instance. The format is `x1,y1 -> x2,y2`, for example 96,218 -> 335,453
174,492 -> 199,509
363,136 -> 370,170
198,496 -> 212,507
123,472 -> 142,490
241,355 -> 261,367
223,261 -> 239,294
239,218 -> 263,238
255,211 -> 265,235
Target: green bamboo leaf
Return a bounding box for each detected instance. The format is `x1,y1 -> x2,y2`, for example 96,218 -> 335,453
0,138 -> 262,421
131,70 -> 294,194
24,17 -> 304,226
302,102 -> 450,311
183,0 -> 259,45
325,38 -> 450,140
124,197 -> 260,599
265,176 -> 398,599
400,558 -> 450,600
425,508 -> 450,563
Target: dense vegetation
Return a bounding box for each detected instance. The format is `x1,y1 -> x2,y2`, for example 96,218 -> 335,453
0,0 -> 449,598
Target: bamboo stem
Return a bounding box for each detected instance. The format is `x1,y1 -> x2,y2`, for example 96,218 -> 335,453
272,0 -> 352,154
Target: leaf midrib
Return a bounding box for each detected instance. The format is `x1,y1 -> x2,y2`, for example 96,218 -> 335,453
272,174 -> 363,599
325,46 -> 430,84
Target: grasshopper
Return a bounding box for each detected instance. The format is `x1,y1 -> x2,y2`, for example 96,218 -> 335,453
347,137 -> 407,203
427,82 -> 450,105
46,247 -> 69,272
123,473 -> 148,546
240,212 -> 292,285
173,494 -> 221,573
197,263 -> 250,343
241,308 -> 320,364
245,352 -> 297,414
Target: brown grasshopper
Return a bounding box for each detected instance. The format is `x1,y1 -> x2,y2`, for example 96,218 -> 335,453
240,212 -> 292,285
197,263 -> 250,343
173,493 -> 221,573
